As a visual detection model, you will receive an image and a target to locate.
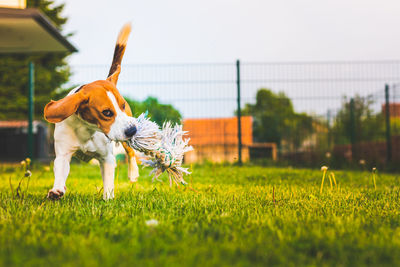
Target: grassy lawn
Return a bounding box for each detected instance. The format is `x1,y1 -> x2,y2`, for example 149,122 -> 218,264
0,162 -> 400,266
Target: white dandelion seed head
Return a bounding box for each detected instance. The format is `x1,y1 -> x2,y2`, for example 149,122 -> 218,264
145,219 -> 159,227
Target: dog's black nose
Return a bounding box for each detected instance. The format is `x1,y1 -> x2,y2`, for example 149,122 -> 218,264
125,125 -> 137,138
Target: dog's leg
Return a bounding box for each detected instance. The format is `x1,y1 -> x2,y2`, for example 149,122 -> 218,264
47,153 -> 73,200
122,142 -> 139,182
128,156 -> 139,182
100,154 -> 116,200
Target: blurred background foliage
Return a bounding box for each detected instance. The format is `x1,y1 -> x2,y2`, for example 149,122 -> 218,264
331,95 -> 386,145
241,88 -> 400,157
125,96 -> 182,126
241,88 -> 313,150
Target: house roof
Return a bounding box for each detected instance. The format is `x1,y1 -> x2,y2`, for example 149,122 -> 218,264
0,7 -> 77,53
183,116 -> 253,146
0,120 -> 45,128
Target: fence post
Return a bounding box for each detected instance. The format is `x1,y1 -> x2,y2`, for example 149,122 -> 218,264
385,84 -> 392,163
327,109 -> 332,149
236,59 -> 242,165
28,61 -> 35,160
349,98 -> 355,160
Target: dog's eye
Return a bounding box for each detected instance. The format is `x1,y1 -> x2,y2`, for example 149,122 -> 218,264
102,109 -> 114,117
122,103 -> 125,110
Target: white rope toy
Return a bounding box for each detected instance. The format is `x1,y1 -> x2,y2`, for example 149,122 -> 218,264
127,112 -> 193,186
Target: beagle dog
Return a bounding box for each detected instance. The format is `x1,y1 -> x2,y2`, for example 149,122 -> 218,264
44,23 -> 138,200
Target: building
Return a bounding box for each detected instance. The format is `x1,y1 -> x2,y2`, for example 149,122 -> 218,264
382,103 -> 400,118
0,0 -> 77,161
0,120 -> 50,161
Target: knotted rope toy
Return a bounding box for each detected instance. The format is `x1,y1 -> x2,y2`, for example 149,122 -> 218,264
127,113 -> 193,186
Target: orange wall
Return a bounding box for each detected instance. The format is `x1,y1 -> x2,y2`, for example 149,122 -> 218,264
183,116 -> 253,146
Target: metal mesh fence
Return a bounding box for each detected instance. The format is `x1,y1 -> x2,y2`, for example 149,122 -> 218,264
71,61 -> 400,169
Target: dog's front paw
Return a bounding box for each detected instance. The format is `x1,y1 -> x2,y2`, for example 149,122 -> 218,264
103,189 -> 115,201
47,187 -> 66,200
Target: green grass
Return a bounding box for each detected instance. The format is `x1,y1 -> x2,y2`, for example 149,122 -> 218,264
1,163 -> 400,266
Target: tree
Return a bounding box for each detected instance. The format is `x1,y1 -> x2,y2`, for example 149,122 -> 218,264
125,96 -> 182,126
332,95 -> 385,144
242,89 -> 313,150
0,0 -> 72,120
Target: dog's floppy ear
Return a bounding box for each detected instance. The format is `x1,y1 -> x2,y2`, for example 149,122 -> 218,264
106,64 -> 121,86
44,91 -> 88,123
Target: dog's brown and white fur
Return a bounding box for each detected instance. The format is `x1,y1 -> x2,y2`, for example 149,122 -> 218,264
44,24 -> 138,200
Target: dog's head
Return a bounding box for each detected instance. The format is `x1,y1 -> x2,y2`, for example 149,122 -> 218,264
44,66 -> 137,141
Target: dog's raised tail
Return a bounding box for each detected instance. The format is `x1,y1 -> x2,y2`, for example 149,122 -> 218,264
107,23 -> 132,78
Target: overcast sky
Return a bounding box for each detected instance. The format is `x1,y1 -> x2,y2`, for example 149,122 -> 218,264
57,0 -> 400,65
